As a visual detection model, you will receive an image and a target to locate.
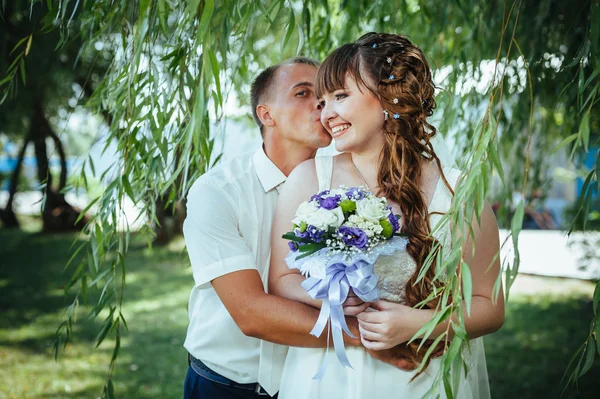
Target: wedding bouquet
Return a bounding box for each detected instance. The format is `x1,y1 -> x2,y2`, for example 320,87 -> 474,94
283,186 -> 408,378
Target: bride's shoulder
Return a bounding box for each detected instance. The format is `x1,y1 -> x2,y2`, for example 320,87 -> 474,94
288,158 -> 317,181
281,159 -> 319,198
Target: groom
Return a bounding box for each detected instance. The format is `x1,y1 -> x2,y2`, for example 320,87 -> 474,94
182,57 -> 418,399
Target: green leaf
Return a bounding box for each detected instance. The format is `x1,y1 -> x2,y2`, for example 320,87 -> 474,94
595,313 -> 600,354
415,333 -> 446,374
591,4 -> 600,55
158,0 -> 169,34
560,343 -> 584,393
462,262 -> 473,316
511,201 -> 524,242
75,196 -> 100,225
488,143 -> 505,186
579,111 -> 590,152
95,311 -> 114,348
594,280 -> 600,315
105,378 -> 115,399
282,8 -> 295,52
19,59 -> 26,85
579,337 -> 596,377
298,243 -> 327,253
196,0 -> 215,43
122,175 -> 136,202
552,133 -> 578,154
111,331 -> 121,363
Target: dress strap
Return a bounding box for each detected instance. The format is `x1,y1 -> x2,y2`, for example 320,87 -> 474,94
314,156 -> 334,192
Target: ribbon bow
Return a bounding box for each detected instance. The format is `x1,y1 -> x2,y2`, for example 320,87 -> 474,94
301,259 -> 379,379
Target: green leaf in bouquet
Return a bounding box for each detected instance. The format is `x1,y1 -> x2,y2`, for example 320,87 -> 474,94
295,243 -> 327,259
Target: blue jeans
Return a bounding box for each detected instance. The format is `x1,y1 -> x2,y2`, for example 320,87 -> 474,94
183,356 -> 277,399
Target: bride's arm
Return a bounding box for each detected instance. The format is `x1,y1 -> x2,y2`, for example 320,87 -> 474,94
357,201 -> 505,349
268,160 -> 322,308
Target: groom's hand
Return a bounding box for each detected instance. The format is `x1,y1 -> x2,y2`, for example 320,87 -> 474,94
365,345 -> 418,371
342,290 -> 370,316
365,341 -> 447,371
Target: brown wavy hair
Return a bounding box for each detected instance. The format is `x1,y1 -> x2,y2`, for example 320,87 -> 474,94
315,32 -> 454,372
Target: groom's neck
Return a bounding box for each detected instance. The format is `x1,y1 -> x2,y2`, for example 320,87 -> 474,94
263,137 -> 317,177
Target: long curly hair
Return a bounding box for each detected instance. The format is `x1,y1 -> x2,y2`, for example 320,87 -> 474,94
315,32 -> 454,372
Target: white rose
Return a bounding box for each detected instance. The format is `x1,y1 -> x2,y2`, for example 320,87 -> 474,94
356,197 -> 388,223
306,207 -> 345,230
292,201 -> 319,226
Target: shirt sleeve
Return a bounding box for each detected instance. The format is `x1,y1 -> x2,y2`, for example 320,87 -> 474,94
183,179 -> 257,287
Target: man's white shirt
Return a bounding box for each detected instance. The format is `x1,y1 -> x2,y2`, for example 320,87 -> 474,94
183,147 -> 287,395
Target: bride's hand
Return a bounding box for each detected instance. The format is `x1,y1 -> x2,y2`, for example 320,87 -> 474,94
357,300 -> 423,350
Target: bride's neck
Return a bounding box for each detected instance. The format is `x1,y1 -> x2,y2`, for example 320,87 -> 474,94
349,146 -> 382,190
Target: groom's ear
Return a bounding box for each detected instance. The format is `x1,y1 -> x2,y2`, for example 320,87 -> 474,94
256,104 -> 275,128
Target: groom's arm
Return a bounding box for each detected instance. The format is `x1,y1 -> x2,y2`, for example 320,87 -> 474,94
212,269 -> 361,347
184,179 -> 360,348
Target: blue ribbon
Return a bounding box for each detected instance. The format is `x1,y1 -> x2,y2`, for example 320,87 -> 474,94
301,259 -> 379,379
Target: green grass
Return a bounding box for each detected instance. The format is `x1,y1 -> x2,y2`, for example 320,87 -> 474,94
1,226 -> 599,398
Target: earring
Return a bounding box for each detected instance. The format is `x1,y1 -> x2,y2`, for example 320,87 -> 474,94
383,110 -> 389,121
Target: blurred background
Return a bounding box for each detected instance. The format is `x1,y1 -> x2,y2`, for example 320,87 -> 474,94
1,0 -> 599,398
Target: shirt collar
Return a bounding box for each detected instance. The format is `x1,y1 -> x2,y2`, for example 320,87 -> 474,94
253,146 -> 287,193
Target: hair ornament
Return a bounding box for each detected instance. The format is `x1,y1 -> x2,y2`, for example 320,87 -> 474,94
372,43 -> 377,48
386,57 -> 392,64
393,98 -> 399,104
393,113 -> 400,119
389,74 -> 395,79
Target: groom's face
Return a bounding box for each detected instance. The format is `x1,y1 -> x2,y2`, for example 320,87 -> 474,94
268,63 -> 331,149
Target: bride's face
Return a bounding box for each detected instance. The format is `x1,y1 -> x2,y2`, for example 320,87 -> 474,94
319,75 -> 385,154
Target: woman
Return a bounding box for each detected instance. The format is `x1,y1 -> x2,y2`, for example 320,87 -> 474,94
269,32 -> 504,398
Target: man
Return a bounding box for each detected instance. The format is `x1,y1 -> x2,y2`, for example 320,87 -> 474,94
182,57 -> 416,399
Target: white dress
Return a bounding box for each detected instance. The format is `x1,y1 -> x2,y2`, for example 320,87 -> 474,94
278,156 -> 491,399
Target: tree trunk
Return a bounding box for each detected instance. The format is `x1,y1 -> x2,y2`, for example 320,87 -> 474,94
0,135 -> 30,228
47,125 -> 68,190
30,97 -> 87,232
152,148 -> 187,245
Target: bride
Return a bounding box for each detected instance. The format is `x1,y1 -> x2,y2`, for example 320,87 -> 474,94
268,32 -> 504,398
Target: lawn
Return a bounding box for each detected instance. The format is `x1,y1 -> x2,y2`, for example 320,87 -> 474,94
1,227 -> 599,398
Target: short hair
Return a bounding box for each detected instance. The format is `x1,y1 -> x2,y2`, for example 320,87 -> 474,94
250,57 -> 320,135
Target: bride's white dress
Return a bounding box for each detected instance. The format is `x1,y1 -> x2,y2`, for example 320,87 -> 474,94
278,156 -> 491,399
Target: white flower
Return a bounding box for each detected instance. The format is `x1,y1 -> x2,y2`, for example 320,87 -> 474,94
292,201 -> 319,225
298,256 -> 327,278
356,196 -> 389,222
326,188 -> 346,197
306,207 -> 345,230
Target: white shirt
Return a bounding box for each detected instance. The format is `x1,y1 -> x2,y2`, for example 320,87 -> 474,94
183,147 -> 287,392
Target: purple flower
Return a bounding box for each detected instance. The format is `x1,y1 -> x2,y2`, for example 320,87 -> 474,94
310,190 -> 330,205
338,226 -> 369,250
388,208 -> 400,233
307,225 -> 326,242
288,241 -> 299,252
294,228 -> 309,239
346,187 -> 365,200
320,194 -> 341,210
